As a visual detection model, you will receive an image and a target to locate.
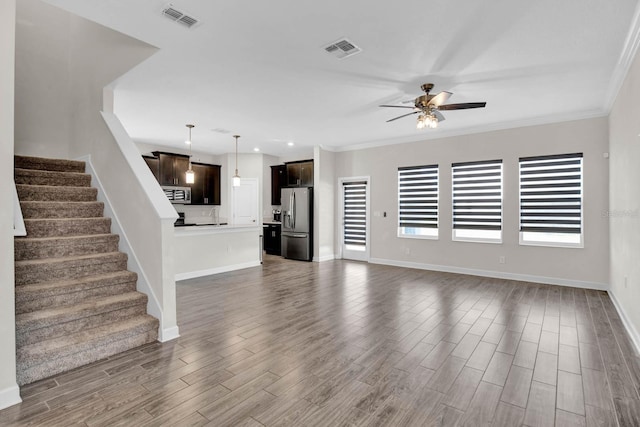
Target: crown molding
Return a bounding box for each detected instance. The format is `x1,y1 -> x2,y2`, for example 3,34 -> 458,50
330,109 -> 607,153
603,1 -> 640,112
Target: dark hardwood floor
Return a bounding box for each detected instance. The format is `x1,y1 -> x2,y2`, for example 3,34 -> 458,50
2,255 -> 640,426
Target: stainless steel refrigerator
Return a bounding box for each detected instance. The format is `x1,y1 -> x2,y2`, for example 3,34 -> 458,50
281,187 -> 313,261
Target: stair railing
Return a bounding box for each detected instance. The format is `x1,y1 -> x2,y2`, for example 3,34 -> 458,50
13,181 -> 26,237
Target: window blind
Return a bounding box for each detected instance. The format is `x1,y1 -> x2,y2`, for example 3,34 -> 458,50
343,181 -> 367,246
398,165 -> 438,229
519,153 -> 583,234
452,160 -> 502,230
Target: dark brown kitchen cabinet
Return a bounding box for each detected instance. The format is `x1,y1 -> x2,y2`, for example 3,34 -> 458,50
190,162 -> 221,205
270,164 -> 286,205
143,155 -> 160,181
286,160 -> 313,187
152,151 -> 190,186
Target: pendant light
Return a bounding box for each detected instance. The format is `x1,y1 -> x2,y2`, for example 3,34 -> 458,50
232,135 -> 241,187
185,124 -> 195,184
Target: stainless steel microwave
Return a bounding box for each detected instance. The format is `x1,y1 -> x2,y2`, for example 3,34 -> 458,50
162,186 -> 191,204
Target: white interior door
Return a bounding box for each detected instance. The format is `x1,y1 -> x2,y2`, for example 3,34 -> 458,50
231,178 -> 258,225
341,177 -> 370,261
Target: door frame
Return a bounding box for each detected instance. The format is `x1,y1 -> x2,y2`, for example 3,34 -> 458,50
338,176 -> 370,262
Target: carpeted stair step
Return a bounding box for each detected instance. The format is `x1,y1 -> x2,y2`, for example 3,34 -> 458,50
14,234 -> 120,261
16,314 -> 158,386
19,201 -> 104,219
16,184 -> 97,202
16,271 -> 138,315
14,168 -> 92,187
22,217 -> 111,238
16,291 -> 149,346
15,155 -> 85,173
15,252 -> 127,286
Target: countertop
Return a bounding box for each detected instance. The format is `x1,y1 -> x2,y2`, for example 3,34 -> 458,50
263,221 -> 282,225
174,223 -> 261,236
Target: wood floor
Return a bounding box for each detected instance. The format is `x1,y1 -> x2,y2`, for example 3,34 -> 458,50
2,255 -> 640,426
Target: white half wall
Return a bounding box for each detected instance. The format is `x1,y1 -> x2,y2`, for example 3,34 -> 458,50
334,117 -> 610,287
0,0 -> 21,411
609,41 -> 640,351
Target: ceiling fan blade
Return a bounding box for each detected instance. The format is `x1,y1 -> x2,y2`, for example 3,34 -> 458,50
379,104 -> 416,109
427,91 -> 452,107
433,110 -> 446,122
438,102 -> 487,110
386,111 -> 420,122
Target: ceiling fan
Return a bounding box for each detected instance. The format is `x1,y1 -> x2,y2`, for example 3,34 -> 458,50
380,83 -> 486,129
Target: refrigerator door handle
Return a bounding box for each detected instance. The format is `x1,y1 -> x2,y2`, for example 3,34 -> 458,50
292,191 -> 296,230
284,233 -> 307,238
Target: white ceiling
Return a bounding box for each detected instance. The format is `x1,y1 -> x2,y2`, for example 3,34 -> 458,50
45,0 -> 640,157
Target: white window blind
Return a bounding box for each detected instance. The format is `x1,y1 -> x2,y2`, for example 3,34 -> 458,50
398,164 -> 438,238
519,153 -> 583,246
343,181 -> 367,247
452,159 -> 502,241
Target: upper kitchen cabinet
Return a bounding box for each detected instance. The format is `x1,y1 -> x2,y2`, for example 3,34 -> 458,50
270,164 -> 286,205
191,162 -> 221,205
143,155 -> 160,181
152,151 -> 191,186
286,160 -> 313,187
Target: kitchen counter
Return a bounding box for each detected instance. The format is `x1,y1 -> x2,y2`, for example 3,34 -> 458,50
263,220 -> 281,225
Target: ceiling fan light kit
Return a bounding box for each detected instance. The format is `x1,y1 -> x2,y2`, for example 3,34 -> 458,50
381,83 -> 486,130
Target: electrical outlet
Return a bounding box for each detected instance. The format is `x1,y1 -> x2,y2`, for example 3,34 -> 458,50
499,256 -> 506,264
405,247 -> 410,255
625,276 -> 628,288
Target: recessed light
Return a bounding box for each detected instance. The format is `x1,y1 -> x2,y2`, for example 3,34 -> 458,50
253,147 -> 260,152
287,142 -> 294,146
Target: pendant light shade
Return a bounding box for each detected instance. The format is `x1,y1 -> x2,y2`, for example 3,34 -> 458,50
185,124 -> 195,184
233,135 -> 241,187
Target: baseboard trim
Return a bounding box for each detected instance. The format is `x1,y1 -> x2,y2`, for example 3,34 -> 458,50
368,258 -> 608,291
608,290 -> 640,355
159,326 -> 180,343
0,384 -> 21,410
313,254 -> 336,262
176,261 -> 261,281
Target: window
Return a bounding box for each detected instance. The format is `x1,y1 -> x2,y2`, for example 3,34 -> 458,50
452,159 -> 503,242
519,153 -> 583,247
398,164 -> 438,238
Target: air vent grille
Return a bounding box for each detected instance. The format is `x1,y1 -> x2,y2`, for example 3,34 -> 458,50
161,5 -> 200,28
324,38 -> 362,60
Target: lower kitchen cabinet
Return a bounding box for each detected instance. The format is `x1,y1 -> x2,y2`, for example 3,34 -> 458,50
263,223 -> 281,255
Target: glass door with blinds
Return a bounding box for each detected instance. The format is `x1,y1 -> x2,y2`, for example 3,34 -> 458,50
341,178 -> 369,261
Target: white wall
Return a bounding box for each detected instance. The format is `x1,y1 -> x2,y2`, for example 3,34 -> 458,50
335,117 -> 610,288
314,147 -> 336,261
14,0 -> 179,341
0,0 -> 21,410
14,0 -> 71,159
609,44 -> 640,347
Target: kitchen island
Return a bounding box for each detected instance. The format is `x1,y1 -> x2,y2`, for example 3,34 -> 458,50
174,224 -> 262,280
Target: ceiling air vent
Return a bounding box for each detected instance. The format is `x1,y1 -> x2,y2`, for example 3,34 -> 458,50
161,4 -> 200,29
324,38 -> 362,60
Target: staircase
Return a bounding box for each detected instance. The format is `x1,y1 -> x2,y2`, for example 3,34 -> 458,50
13,155 -> 159,386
